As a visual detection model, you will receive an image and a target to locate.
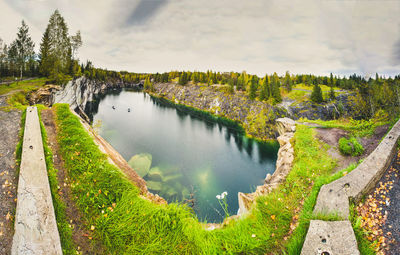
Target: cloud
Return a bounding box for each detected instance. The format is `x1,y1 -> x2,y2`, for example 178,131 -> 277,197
125,0 -> 169,26
1,0 -> 400,77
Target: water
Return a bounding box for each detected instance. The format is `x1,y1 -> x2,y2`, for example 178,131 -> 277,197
89,90 -> 278,222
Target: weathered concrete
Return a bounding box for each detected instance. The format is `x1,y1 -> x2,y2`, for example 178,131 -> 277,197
301,118 -> 400,254
238,118 -> 295,215
12,107 -> 62,255
301,220 -> 359,255
314,119 -> 400,219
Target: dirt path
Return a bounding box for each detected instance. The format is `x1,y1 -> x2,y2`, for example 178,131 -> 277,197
314,125 -> 389,172
41,109 -> 104,254
0,95 -> 21,254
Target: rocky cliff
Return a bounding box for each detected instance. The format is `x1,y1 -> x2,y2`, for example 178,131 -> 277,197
238,117 -> 296,215
28,77 -> 142,121
152,83 -> 287,140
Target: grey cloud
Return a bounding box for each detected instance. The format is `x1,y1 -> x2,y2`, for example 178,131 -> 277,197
1,0 -> 400,77
125,0 -> 169,26
392,35 -> 400,66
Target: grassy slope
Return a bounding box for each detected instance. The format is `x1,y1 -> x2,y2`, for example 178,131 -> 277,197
37,106 -> 76,254
0,78 -> 48,95
53,103 -> 341,254
298,114 -> 390,137
0,78 -> 49,110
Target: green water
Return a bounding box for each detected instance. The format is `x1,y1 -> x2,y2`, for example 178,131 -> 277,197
91,90 -> 278,222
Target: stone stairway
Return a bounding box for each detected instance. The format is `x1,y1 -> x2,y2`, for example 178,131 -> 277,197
11,106 -> 62,255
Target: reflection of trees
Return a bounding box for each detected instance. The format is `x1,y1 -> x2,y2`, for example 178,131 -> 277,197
87,91 -> 279,163
84,89 -> 124,123
257,141 -> 279,164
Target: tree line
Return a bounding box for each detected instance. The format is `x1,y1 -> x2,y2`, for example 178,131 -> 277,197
1,10 -> 400,119
0,10 -> 82,84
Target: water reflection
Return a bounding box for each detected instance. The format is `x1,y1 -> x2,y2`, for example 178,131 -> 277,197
88,90 -> 279,222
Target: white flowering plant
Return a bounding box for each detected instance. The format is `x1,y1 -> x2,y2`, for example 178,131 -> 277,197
216,191 -> 229,218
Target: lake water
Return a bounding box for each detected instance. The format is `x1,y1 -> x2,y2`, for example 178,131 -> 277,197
90,90 -> 278,222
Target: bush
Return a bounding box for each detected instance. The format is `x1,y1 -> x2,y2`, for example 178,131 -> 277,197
338,137 -> 364,156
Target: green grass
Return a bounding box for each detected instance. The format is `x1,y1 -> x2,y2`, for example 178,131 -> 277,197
0,78 -> 48,95
285,163 -> 357,254
284,90 -> 309,102
339,137 -> 364,156
37,106 -> 76,254
294,83 -> 342,92
53,105 -> 340,254
298,113 -> 389,137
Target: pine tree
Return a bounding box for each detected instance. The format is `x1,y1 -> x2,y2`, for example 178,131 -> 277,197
179,72 -> 188,85
228,78 -> 234,94
70,30 -> 82,60
259,75 -> 270,101
144,76 -> 154,91
284,71 -> 292,92
311,84 -> 323,103
329,86 -> 335,101
40,10 -> 72,81
248,75 -> 257,100
271,72 -> 282,102
13,20 -> 35,79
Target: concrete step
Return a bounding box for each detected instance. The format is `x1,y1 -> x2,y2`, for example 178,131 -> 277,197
12,106 -> 62,255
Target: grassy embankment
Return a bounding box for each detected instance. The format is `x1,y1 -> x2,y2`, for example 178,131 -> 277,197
282,83 -> 344,102
52,103 -> 356,254
0,78 -> 48,110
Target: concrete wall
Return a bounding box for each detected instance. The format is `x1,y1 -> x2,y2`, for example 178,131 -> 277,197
12,107 -> 62,255
301,118 -> 400,255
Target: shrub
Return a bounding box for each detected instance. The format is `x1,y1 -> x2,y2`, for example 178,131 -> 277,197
349,137 -> 364,156
339,137 -> 353,155
338,137 -> 364,156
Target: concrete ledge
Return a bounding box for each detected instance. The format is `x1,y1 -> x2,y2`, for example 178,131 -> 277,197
301,220 -> 359,255
301,119 -> 400,254
12,107 -> 62,255
314,119 -> 400,218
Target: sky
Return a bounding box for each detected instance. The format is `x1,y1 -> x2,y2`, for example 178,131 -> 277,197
0,0 -> 400,77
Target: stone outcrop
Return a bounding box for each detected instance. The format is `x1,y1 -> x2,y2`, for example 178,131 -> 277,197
287,94 -> 355,121
28,85 -> 61,106
153,83 -> 286,140
12,107 -> 62,255
32,77 -> 143,121
238,117 -> 296,215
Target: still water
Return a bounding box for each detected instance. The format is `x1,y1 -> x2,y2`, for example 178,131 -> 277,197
90,90 -> 278,222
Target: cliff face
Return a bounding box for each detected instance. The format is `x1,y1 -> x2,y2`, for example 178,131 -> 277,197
153,83 -> 287,140
31,77 -> 142,121
238,117 -> 296,215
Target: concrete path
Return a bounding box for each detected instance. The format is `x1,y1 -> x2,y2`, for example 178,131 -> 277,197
11,107 -> 62,255
302,118 -> 400,254
0,96 -> 21,254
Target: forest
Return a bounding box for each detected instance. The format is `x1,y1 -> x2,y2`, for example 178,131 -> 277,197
1,10 -> 399,120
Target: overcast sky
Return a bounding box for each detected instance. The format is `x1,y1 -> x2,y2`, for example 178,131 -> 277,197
1,0 -> 400,77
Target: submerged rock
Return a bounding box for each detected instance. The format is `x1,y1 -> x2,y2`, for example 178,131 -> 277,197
128,153 -> 152,178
